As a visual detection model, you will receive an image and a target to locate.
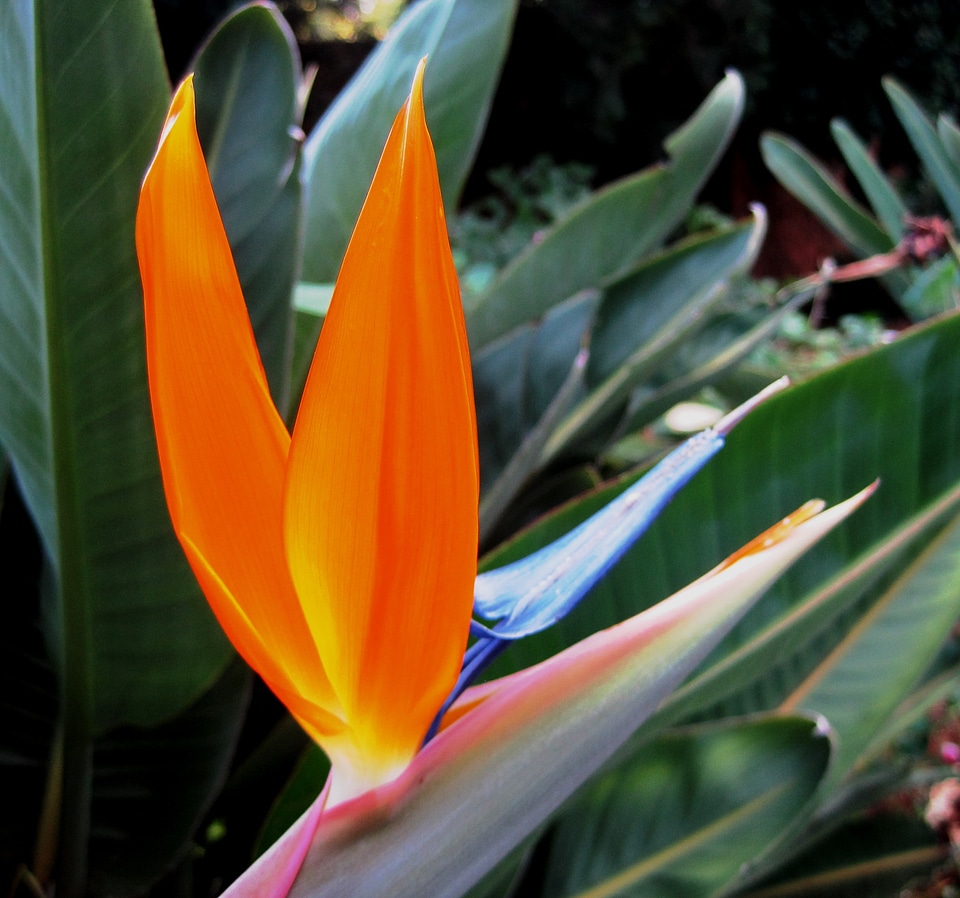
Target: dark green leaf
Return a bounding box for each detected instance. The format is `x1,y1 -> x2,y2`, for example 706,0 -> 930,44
482,312 -> 960,724
830,118 -> 908,241
740,815 -> 944,898
542,716 -> 831,898
779,507 -> 960,788
0,2 -> 238,891
87,661 -> 250,896
542,213 -> 765,459
473,293 -> 596,489
192,2 -> 303,409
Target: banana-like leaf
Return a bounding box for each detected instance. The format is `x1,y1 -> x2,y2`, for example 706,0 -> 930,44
0,0 -> 231,727
885,76 -> 960,225
300,0 -> 517,285
540,715 -> 831,898
467,72 -> 745,349
760,132 -> 892,258
242,488 -> 867,898
830,119 -> 908,241
0,1 -> 249,891
192,2 -> 303,409
652,479 -> 960,730
779,507 -> 960,789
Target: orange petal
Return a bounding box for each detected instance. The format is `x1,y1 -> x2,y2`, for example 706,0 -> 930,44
284,61 -> 479,785
137,77 -> 341,733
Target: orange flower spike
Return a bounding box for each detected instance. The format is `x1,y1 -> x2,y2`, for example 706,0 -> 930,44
284,61 -> 480,798
138,62 -> 477,806
136,78 -> 343,738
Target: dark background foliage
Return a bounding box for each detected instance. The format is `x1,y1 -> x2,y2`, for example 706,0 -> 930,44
153,0 -> 960,283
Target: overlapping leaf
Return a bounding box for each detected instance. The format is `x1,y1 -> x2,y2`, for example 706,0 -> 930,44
192,2 -> 304,408
467,71 -> 745,349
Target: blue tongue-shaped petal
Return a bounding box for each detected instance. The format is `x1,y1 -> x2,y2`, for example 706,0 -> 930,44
423,380 -> 789,745
471,379 -> 788,642
473,428 -> 722,638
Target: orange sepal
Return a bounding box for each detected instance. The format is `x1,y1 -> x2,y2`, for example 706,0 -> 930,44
283,61 -> 479,780
136,77 -> 341,732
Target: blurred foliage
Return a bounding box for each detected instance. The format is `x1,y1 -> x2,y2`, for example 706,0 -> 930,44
277,0 -> 403,41
762,79 -> 960,325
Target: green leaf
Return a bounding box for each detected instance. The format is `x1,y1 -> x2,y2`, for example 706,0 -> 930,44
543,212 -> 765,460
619,293 -> 808,431
541,716 -> 831,898
652,480 -> 960,731
900,255 -> 960,319
0,1 -> 236,890
300,0 -> 517,284
473,293 -> 596,489
87,661 -> 250,896
740,815 -> 944,898
938,113 -> 960,168
192,2 -> 303,410
830,118 -> 908,240
760,132 -> 893,258
0,0 -> 230,729
778,507 -> 960,788
467,72 -> 745,349
481,312 -> 960,723
884,76 -> 960,225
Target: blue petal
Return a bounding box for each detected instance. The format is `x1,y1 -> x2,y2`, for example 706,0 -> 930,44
473,428 -> 725,639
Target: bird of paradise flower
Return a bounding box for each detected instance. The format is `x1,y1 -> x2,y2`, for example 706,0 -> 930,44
136,60 -> 873,897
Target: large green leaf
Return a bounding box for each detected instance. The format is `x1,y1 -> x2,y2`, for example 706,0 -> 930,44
760,132 -> 893,258
541,716 -> 830,898
467,72 -> 745,350
650,480 -> 960,730
300,0 -> 517,285
0,1 -> 238,891
192,2 -> 303,409
0,0 -> 230,728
